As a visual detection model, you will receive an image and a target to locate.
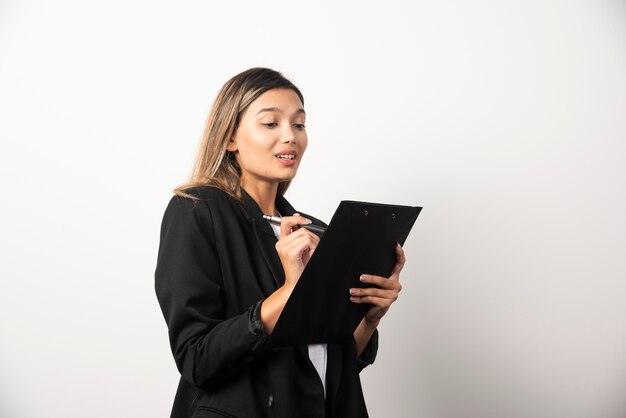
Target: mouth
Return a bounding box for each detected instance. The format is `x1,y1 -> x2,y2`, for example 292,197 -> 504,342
275,154 -> 296,160
275,150 -> 298,167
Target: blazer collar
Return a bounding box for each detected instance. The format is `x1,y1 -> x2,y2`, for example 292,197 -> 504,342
240,188 -> 297,232
240,188 -> 297,288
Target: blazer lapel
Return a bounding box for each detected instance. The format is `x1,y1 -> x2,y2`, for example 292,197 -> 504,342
240,189 -> 296,289
252,220 -> 284,288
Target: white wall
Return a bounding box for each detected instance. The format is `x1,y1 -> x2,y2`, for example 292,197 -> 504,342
1,1 -> 625,417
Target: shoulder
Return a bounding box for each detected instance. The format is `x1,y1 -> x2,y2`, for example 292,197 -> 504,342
165,186 -> 237,213
162,186 -> 227,226
172,185 -> 233,204
162,186 -> 247,232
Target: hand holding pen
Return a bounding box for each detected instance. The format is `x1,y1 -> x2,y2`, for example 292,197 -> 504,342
269,213 -> 322,288
263,214 -> 326,235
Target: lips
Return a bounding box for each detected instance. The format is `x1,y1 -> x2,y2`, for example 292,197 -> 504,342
275,150 -> 297,160
275,150 -> 298,166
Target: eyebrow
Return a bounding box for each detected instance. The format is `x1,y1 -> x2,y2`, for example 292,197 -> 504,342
255,107 -> 306,116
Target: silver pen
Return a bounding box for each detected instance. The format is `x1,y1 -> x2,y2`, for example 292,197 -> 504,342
262,215 -> 326,235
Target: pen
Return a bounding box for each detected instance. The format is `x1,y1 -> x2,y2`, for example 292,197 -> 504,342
262,215 -> 327,235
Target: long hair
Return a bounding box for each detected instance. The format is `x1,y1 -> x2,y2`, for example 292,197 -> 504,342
174,67 -> 305,200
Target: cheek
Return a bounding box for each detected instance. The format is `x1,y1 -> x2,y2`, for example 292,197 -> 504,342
300,135 -> 308,153
238,132 -> 274,157
236,141 -> 274,173
247,131 -> 276,152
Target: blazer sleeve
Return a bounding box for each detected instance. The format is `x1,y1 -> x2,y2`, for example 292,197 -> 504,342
154,194 -> 269,388
356,329 -> 378,372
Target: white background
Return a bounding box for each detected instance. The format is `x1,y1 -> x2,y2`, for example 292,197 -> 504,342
1,1 -> 625,417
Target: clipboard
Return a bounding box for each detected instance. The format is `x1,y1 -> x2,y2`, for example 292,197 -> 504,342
269,200 -> 422,347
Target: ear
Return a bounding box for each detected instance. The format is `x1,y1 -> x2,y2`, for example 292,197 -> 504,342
226,137 -> 238,152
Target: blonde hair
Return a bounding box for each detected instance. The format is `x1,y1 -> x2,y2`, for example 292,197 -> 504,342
174,68 -> 305,200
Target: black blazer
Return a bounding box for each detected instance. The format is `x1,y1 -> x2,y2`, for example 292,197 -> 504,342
155,186 -> 378,418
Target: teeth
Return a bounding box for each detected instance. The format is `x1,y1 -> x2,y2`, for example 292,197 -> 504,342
277,155 -> 295,160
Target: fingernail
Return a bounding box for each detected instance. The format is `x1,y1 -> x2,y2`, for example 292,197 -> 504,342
349,288 -> 356,295
305,218 -> 312,224
350,297 -> 357,302
359,275 -> 366,282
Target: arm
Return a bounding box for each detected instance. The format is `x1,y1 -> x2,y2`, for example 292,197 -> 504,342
154,195 -> 269,387
353,318 -> 379,358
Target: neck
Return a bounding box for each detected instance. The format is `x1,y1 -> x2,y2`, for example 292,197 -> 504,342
241,180 -> 279,216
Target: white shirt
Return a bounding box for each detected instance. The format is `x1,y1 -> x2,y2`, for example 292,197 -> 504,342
269,221 -> 327,396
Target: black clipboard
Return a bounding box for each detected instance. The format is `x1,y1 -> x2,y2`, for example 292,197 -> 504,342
269,200 -> 422,347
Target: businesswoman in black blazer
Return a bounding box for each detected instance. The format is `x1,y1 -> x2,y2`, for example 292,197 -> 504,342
155,67 -> 405,418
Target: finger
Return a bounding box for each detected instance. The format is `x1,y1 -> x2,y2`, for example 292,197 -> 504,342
290,231 -> 320,250
279,213 -> 313,238
359,274 -> 402,291
276,229 -> 320,256
277,233 -> 317,253
349,287 -> 399,300
278,226 -> 320,247
349,294 -> 395,308
390,244 -> 406,277
282,213 -> 314,226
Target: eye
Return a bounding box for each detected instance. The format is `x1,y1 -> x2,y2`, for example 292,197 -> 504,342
294,123 -> 306,130
262,122 -> 278,128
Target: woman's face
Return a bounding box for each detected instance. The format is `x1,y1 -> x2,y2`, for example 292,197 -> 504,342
228,88 -> 308,190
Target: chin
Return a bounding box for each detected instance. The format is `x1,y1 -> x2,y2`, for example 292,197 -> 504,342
279,168 -> 299,180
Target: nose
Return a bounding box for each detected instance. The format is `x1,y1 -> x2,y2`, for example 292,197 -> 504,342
280,126 -> 296,144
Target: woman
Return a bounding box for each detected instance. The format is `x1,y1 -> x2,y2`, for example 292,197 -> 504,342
155,67 -> 405,418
